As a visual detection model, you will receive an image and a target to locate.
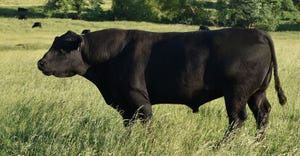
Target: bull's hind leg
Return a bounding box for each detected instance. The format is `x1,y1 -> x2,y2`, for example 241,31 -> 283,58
248,91 -> 271,141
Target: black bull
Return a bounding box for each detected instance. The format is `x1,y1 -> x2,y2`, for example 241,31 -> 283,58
38,28 -> 286,138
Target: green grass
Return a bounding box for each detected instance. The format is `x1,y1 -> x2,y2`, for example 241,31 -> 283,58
0,0 -> 46,6
0,17 -> 299,155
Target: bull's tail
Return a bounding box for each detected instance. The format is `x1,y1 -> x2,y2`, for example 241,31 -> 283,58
266,34 -> 287,105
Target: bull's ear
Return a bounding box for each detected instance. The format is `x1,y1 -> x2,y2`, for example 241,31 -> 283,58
55,31 -> 82,51
65,30 -> 82,49
65,31 -> 80,41
66,30 -> 77,36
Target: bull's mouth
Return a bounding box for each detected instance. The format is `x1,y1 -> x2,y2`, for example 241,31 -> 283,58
42,71 -> 52,76
41,70 -> 75,78
53,72 -> 76,77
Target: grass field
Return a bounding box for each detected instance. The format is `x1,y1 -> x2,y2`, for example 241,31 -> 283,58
0,0 -> 46,6
0,12 -> 299,156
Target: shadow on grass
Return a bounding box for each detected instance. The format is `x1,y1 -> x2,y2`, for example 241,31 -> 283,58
277,22 -> 300,31
0,6 -> 47,18
0,6 -> 87,20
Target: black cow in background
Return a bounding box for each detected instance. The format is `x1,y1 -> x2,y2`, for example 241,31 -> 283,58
32,22 -> 42,28
38,28 -> 286,141
18,7 -> 28,20
199,25 -> 209,31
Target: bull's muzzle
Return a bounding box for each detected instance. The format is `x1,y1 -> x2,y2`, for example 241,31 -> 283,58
37,59 -> 47,71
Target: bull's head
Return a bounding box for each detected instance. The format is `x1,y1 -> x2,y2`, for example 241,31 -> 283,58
38,31 -> 89,77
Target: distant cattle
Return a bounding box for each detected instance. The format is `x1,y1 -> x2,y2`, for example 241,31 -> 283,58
32,22 -> 42,28
38,28 -> 286,140
199,25 -> 209,31
81,29 -> 90,34
18,7 -> 28,20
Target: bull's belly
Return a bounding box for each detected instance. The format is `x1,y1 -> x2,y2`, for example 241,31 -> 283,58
148,85 -> 223,105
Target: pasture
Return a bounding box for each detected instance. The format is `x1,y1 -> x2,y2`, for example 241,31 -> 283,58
0,12 -> 299,156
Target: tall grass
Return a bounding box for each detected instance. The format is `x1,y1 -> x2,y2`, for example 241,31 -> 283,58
0,17 -> 299,155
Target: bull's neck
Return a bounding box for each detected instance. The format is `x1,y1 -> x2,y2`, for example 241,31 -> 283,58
79,35 -> 91,65
81,63 -> 113,105
82,64 -> 103,85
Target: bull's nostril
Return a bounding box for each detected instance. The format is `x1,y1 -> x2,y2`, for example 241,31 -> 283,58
38,60 -> 46,69
38,60 -> 42,66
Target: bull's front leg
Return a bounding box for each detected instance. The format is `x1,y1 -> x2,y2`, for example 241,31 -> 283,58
119,88 -> 153,127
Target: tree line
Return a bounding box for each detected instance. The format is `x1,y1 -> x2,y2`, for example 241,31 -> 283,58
45,0 -> 300,31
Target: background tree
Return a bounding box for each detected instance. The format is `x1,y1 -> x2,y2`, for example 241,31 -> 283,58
72,0 -> 88,19
281,0 -> 297,11
84,0 -> 108,21
217,0 -> 282,31
45,0 -> 72,17
293,0 -> 300,10
157,0 -> 198,24
43,0 -> 300,31
112,0 -> 159,22
45,0 -> 104,19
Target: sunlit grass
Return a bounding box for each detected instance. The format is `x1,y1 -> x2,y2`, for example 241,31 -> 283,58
0,0 -> 46,6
